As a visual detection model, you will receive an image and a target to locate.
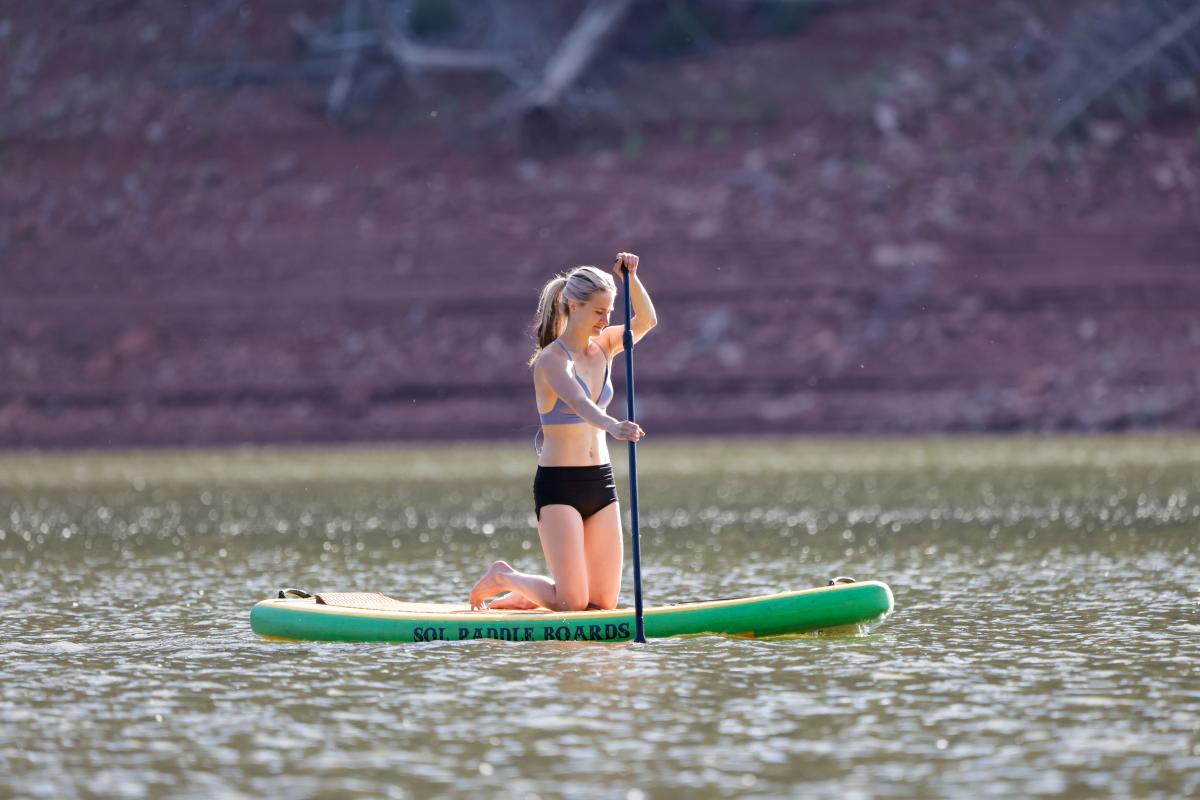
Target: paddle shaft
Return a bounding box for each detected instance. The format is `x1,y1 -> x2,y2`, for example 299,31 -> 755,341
621,264 -> 646,643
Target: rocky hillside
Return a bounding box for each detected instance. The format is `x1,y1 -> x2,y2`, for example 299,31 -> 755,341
2,0 -> 1198,447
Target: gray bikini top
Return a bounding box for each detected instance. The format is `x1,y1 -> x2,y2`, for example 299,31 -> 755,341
538,340 -> 614,425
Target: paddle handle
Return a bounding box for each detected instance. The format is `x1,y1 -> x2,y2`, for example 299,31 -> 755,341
621,262 -> 646,643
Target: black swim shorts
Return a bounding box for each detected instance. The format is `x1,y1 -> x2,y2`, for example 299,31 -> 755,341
533,464 -> 619,521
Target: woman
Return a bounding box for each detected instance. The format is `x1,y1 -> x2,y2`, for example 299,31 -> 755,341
469,252 -> 657,611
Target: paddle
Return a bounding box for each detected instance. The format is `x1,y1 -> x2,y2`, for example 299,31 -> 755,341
619,258 -> 647,643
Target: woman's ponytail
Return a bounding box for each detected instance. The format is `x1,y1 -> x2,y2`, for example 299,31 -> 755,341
529,276 -> 568,365
528,266 -> 616,366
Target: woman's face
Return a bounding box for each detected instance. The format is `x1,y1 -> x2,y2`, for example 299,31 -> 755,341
574,291 -> 614,336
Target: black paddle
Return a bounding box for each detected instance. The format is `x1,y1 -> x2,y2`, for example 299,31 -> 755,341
619,258 -> 646,643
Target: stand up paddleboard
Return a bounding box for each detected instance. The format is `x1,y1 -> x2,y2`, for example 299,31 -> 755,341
249,580 -> 893,643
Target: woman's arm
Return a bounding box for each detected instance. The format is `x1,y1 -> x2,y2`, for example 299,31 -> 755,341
601,252 -> 657,358
538,350 -> 644,441
625,270 -> 658,342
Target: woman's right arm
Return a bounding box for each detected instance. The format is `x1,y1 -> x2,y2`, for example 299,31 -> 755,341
538,352 -> 644,441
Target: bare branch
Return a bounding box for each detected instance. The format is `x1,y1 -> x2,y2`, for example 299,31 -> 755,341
1030,0 -> 1200,161
484,0 -> 634,126
326,0 -> 366,118
526,0 -> 633,109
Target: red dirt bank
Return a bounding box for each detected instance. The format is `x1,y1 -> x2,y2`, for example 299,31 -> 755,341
1,1 -> 1198,448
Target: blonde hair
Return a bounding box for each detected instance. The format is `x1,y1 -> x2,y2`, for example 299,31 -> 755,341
529,265 -> 616,365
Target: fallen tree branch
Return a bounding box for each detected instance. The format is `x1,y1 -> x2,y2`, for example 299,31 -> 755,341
1028,0 -> 1200,163
326,0 -> 365,118
518,0 -> 631,112
481,0 -> 633,127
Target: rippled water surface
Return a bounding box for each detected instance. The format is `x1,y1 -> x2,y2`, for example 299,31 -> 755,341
1,437 -> 1198,799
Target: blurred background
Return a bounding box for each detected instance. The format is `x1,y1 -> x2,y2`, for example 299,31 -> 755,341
2,0 -> 1198,449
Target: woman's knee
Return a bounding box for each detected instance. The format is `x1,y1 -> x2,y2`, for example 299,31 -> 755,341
555,585 -> 590,612
588,589 -> 619,610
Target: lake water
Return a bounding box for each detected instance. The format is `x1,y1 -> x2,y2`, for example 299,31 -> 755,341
1,437 -> 1197,799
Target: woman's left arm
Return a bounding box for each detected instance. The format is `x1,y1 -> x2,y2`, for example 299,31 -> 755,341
603,252 -> 658,357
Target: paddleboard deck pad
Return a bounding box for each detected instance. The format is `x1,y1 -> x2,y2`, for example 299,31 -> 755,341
250,581 -> 894,643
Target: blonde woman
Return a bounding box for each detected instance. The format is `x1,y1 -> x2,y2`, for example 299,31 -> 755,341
470,252 -> 657,611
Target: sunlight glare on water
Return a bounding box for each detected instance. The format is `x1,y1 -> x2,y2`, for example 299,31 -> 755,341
1,436 -> 1198,799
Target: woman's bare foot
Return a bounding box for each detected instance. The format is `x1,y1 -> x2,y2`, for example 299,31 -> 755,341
469,560 -> 515,609
487,592 -> 540,610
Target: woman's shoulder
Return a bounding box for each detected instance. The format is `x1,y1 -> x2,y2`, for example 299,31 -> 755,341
533,344 -> 567,372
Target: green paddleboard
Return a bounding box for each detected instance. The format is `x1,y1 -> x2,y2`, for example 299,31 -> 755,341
250,581 -> 894,643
